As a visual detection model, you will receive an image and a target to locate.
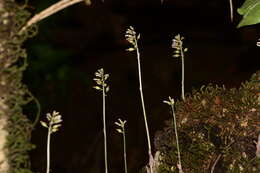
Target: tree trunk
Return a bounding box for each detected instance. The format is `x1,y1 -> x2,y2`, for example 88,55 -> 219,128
0,0 -> 37,173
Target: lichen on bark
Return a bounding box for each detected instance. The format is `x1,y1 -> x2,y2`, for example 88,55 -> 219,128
155,71 -> 260,173
0,0 -> 37,173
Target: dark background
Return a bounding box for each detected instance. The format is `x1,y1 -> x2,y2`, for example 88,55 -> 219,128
20,0 -> 260,172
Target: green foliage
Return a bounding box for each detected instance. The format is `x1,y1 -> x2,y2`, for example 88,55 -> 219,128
237,0 -> 260,28
155,71 -> 260,173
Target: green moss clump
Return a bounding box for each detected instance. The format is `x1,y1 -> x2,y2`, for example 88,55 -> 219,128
155,71 -> 260,173
0,0 -> 37,173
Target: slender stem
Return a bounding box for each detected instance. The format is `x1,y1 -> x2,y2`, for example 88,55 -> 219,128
102,82 -> 108,173
229,0 -> 233,22
135,45 -> 153,170
46,124 -> 52,173
170,104 -> 183,173
26,90 -> 41,129
123,129 -> 128,173
211,154 -> 221,173
180,47 -> 185,101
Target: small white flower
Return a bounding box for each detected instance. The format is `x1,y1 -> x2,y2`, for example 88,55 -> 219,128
93,68 -> 110,93
41,111 -> 62,133
257,39 -> 260,47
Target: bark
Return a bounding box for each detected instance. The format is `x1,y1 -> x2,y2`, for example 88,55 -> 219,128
0,0 -> 37,173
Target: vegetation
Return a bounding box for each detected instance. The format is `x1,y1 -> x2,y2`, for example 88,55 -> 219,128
171,35 -> 188,101
237,0 -> 260,28
163,97 -> 183,173
125,26 -> 155,173
0,0 -> 259,173
93,68 -> 110,173
0,1 -> 37,173
155,72 -> 260,173
40,111 -> 62,173
115,118 -> 128,173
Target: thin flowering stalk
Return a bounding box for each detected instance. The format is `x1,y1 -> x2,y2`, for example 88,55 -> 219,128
125,26 -> 154,173
93,68 -> 110,173
164,97 -> 183,173
115,119 -> 128,173
40,111 -> 63,173
172,34 -> 188,101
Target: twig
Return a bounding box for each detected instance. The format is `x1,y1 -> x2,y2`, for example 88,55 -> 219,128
211,154 -> 221,173
19,0 -> 91,33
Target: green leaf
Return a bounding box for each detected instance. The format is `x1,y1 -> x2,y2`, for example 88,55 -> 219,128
237,0 -> 260,28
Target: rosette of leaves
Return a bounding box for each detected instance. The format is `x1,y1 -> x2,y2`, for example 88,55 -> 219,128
155,71 -> 260,173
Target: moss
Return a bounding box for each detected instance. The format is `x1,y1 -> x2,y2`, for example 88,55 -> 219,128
155,71 -> 260,173
0,0 -> 37,173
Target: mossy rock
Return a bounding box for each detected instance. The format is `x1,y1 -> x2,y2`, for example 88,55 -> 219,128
154,71 -> 260,173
